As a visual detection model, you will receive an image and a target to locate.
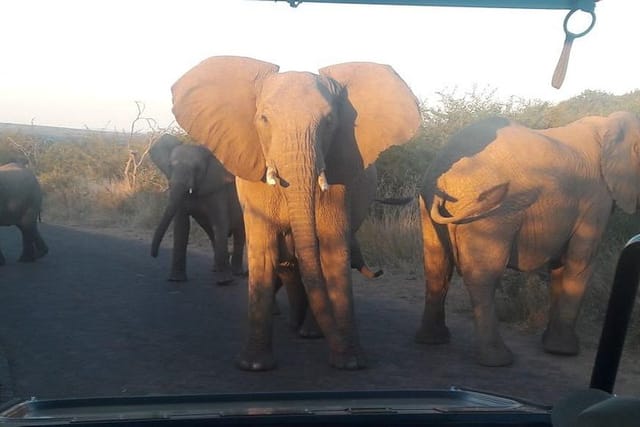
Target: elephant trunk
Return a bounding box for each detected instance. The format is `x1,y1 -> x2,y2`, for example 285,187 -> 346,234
279,149 -> 339,347
151,184 -> 187,257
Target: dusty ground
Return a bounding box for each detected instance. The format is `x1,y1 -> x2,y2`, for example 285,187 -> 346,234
0,222 -> 638,407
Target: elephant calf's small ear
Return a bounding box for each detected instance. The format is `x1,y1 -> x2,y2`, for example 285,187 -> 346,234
319,62 -> 421,169
150,134 -> 183,178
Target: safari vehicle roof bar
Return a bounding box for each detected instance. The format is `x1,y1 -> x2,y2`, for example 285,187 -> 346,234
590,234 -> 640,393
262,0 -> 600,88
264,0 -> 597,12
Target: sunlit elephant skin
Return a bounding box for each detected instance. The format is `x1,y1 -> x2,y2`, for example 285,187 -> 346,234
171,56 -> 421,370
0,162 -> 48,265
150,134 -> 245,285
275,164 -> 386,339
418,112 -> 640,367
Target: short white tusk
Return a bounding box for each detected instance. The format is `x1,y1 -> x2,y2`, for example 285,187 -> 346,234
318,171 -> 329,192
188,188 -> 193,195
266,166 -> 278,186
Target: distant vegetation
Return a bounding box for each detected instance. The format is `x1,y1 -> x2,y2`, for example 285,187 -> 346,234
2,89 -> 640,337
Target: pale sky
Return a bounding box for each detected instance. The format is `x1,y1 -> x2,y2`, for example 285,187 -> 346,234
1,0 -> 638,131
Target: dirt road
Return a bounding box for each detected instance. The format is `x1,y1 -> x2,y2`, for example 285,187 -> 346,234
0,223 -> 637,405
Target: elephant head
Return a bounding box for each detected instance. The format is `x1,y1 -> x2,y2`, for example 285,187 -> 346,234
597,111 -> 640,214
171,56 -> 420,369
150,133 -> 233,258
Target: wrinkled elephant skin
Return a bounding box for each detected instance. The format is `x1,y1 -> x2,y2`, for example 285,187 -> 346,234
418,112 -> 640,367
171,56 -> 421,370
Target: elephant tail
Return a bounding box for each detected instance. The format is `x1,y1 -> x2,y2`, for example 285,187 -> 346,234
429,183 -> 509,225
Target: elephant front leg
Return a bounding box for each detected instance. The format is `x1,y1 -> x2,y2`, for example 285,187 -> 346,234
236,208 -> 278,371
543,262 -> 589,355
209,202 -> 234,285
169,211 -> 189,282
230,225 -> 246,276
544,221 -> 604,356
317,188 -> 366,369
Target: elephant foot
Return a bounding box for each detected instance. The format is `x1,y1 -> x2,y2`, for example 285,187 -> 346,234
168,271 -> 188,282
542,326 -> 580,355
298,315 -> 323,339
216,270 -> 235,286
329,346 -> 367,370
415,324 -> 450,344
476,340 -> 514,367
35,245 -> 49,259
231,258 -> 246,276
236,348 -> 277,371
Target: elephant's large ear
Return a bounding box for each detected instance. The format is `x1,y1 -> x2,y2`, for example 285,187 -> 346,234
150,134 -> 182,179
171,56 -> 280,181
319,62 -> 421,175
600,112 -> 640,214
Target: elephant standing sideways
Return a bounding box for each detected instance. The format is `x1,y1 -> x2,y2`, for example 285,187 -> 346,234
171,56 -> 420,370
417,112 -> 640,367
150,134 -> 245,285
0,162 -> 48,265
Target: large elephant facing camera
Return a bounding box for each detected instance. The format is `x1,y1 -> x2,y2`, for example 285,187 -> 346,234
418,112 -> 640,367
0,162 -> 48,265
171,56 -> 420,370
150,134 -> 245,285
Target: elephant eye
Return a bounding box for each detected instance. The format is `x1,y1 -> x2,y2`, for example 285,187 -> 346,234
259,114 -> 269,124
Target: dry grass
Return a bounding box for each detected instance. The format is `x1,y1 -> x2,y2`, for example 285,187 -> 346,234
42,179 -> 165,230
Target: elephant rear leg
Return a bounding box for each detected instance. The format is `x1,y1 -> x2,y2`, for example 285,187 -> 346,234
456,221 -> 515,367
192,214 -> 219,271
416,196 -> 453,344
17,224 -> 38,262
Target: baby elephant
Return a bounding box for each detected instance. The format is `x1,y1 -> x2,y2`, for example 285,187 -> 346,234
150,134 -> 245,284
0,162 -> 48,265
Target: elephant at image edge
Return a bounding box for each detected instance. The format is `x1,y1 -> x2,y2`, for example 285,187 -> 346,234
171,55 -> 420,370
150,134 -> 245,285
417,112 -> 640,367
0,162 -> 48,265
